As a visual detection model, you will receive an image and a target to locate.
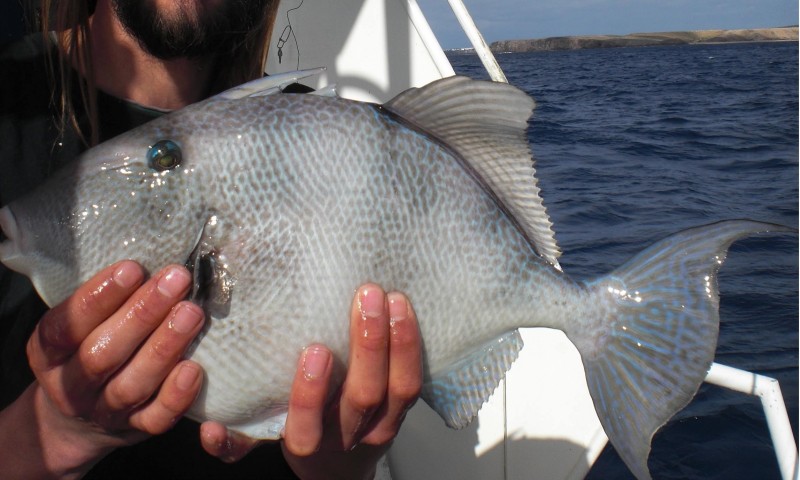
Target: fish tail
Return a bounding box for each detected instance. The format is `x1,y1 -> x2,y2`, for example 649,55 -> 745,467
570,220 -> 796,480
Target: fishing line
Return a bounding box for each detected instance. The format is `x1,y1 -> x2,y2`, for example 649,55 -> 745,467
276,0 -> 303,69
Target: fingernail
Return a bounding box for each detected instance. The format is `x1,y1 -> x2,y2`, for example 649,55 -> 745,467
158,267 -> 191,298
388,292 -> 408,327
169,303 -> 203,334
113,262 -> 142,289
302,346 -> 330,380
176,363 -> 201,391
358,286 -> 385,320
359,286 -> 389,341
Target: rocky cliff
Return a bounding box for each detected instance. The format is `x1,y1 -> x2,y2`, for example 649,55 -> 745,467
489,27 -> 798,53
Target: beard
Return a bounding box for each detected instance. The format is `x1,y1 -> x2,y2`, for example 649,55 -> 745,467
111,0 -> 270,59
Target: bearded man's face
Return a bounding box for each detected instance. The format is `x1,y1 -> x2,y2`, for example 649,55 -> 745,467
112,0 -> 270,59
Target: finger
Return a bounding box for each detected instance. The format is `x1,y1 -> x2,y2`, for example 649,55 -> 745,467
27,260 -> 145,371
64,265 -> 192,390
99,302 -> 204,413
282,344 -> 333,456
128,360 -> 203,435
338,284 -> 390,450
200,421 -> 262,463
359,292 -> 422,446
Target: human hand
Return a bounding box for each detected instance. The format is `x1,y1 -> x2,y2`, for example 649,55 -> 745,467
1,261 -> 205,478
200,284 -> 423,479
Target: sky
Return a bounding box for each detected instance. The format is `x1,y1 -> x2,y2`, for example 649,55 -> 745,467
416,0 -> 799,49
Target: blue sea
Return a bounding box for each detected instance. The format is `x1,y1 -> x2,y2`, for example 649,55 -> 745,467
449,41 -> 798,479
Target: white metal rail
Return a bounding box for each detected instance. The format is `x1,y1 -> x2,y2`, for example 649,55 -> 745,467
446,0 -> 507,82
706,363 -> 799,480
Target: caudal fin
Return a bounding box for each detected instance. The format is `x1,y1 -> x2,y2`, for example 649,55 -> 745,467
572,220 -> 796,480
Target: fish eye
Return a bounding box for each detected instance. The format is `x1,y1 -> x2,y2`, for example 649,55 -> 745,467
148,140 -> 182,171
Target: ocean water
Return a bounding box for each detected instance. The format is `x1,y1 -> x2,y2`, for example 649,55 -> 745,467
449,41 -> 798,479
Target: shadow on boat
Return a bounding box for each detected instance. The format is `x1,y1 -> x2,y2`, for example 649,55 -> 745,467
389,401 -> 592,479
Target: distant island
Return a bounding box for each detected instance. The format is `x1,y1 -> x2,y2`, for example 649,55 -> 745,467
471,27 -> 798,53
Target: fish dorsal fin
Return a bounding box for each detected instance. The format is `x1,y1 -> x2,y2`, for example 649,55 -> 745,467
385,76 -> 561,268
422,330 -> 524,429
214,67 -> 327,100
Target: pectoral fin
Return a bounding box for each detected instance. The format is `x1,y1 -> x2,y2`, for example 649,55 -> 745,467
186,215 -> 237,317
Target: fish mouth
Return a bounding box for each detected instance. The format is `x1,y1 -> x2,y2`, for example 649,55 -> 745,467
0,206 -> 16,244
0,206 -> 19,263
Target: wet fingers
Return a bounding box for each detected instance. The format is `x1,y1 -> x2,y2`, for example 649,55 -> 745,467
27,260 -> 145,372
99,302 -> 204,414
61,266 -> 192,394
359,291 -> 422,446
337,284 -> 391,450
128,360 -> 203,435
283,345 -> 333,456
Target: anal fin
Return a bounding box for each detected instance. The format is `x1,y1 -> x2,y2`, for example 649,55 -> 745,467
422,330 -> 524,429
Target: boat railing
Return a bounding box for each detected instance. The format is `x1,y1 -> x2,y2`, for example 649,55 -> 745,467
706,363 -> 799,480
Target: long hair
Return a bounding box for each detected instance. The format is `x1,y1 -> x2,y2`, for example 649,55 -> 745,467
39,0 -> 280,147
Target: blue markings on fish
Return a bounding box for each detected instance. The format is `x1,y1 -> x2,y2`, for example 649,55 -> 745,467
0,70 -> 794,480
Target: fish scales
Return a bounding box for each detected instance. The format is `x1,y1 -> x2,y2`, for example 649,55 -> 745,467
0,73 -> 793,480
182,93 -> 578,390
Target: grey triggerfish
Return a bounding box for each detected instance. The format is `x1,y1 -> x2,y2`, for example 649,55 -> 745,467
0,70 -> 792,480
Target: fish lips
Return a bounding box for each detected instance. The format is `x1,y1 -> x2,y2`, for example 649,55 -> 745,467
0,206 -> 21,269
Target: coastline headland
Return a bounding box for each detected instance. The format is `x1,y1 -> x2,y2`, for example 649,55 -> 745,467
482,27 -> 798,53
